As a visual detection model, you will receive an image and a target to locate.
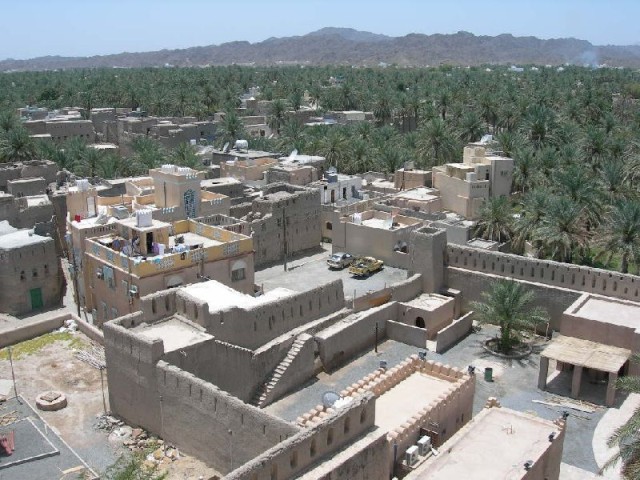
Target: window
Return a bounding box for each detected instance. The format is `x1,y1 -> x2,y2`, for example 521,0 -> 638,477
231,267 -> 245,282
20,271 -> 25,281
44,264 -> 49,277
32,268 -> 38,278
327,428 -> 334,446
111,307 -> 118,319
326,222 -> 333,231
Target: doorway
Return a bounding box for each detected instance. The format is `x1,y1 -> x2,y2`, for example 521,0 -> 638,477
30,287 -> 43,310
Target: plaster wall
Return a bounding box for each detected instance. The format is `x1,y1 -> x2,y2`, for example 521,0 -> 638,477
156,362 -> 299,474
316,302 -> 396,371
177,279 -> 344,349
447,245 -> 640,301
225,393 -> 377,480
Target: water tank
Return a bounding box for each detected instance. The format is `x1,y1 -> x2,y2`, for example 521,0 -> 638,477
466,172 -> 477,182
136,209 -> 153,228
76,179 -> 90,192
234,139 -> 248,151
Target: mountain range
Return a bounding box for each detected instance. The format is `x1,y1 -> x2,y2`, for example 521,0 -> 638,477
2,27 -> 640,71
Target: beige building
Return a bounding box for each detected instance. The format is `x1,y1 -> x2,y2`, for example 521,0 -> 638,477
0,223 -> 63,315
538,293 -> 640,406
406,403 -> 566,480
84,213 -> 254,326
220,157 -> 278,182
432,144 -> 513,219
394,167 -> 432,190
331,210 -> 422,268
65,166 -> 234,319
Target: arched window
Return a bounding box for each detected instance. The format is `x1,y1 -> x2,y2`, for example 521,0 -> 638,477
415,317 -> 425,329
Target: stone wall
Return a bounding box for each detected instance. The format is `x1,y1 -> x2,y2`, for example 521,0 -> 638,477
447,245 -> 640,302
386,320 -> 428,348
316,302 -> 397,371
177,279 -> 345,349
156,362 -> 299,474
447,267 -> 581,329
225,393 -> 377,480
432,312 -> 474,353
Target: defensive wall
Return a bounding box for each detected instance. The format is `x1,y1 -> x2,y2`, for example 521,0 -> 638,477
225,393 -> 381,480
444,245 -> 640,327
177,279 -> 345,350
156,362 -> 299,475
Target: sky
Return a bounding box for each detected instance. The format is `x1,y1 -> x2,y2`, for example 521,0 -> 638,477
0,0 -> 638,60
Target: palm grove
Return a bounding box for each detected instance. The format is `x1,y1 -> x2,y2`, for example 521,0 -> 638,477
1,64 -> 640,274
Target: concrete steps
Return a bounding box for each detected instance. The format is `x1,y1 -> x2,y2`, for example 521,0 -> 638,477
251,336 -> 308,408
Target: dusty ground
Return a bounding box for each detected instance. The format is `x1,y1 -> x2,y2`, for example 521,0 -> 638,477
0,331 -> 219,479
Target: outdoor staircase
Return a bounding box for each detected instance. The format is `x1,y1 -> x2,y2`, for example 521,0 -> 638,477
251,335 -> 309,408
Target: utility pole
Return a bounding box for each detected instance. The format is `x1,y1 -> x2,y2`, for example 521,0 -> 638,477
8,347 -> 20,403
282,208 -> 288,272
375,322 -> 379,353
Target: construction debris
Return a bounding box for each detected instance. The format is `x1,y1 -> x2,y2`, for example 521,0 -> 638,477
75,344 -> 106,370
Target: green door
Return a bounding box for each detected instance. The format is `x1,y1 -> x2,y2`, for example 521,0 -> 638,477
30,288 -> 43,310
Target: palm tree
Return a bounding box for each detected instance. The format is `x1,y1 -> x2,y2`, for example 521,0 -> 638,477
0,128 -> 37,162
513,189 -> 550,255
319,130 -> 350,170
597,201 -> 640,274
78,148 -> 103,178
171,142 -> 201,170
474,196 -> 513,243
416,118 -> 459,168
378,145 -> 402,174
603,356 -> 640,479
533,196 -> 589,263
267,99 -> 287,136
218,111 -> 245,146
471,279 -> 549,354
0,111 -> 19,133
458,111 -> 484,143
373,92 -> 393,126
512,147 -> 535,193
130,136 -> 165,173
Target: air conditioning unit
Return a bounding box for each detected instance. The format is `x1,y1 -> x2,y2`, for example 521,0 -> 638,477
96,270 -> 103,279
129,285 -> 139,297
418,436 -> 432,456
405,445 -> 419,466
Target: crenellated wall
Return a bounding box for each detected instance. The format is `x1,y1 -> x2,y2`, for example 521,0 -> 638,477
447,245 -> 640,302
177,280 -> 345,349
225,393 -> 378,480
156,362 -> 299,475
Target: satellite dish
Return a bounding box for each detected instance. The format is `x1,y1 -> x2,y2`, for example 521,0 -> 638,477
222,142 -> 230,153
322,391 -> 340,409
287,149 -> 298,162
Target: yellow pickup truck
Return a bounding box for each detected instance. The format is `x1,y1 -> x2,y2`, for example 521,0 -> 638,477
348,256 -> 384,277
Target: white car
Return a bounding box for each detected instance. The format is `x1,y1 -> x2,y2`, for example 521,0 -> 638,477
327,252 -> 353,269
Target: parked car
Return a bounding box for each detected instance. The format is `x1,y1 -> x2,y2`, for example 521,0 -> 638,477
327,252 -> 354,269
348,256 -> 384,277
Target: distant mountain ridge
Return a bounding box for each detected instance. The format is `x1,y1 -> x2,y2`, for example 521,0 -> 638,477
2,27 -> 640,71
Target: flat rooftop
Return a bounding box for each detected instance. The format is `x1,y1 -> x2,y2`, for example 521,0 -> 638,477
375,372 -> 452,432
264,341 -> 420,422
181,280 -> 294,313
572,295 -> 640,330
132,317 -> 213,352
0,230 -> 50,249
402,293 -> 452,311
25,195 -> 51,207
414,407 -> 561,480
467,238 -> 499,249
395,188 -> 439,201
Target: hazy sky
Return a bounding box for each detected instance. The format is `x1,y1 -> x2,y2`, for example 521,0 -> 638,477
1,0 -> 638,60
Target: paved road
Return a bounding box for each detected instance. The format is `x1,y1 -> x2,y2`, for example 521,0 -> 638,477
256,246 -> 409,299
